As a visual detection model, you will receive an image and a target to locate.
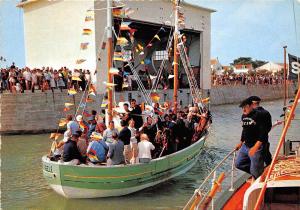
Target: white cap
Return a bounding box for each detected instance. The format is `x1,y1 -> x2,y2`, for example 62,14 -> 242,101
76,115 -> 83,122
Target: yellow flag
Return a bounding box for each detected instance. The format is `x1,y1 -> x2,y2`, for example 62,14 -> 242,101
154,34 -> 161,41
68,88 -> 77,95
65,103 -> 74,107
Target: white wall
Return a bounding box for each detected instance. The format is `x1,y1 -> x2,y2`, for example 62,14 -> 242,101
22,0 -> 96,73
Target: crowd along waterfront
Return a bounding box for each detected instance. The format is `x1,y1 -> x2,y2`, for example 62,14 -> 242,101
2,100 -> 299,210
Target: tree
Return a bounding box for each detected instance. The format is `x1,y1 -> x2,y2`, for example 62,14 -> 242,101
231,57 -> 267,69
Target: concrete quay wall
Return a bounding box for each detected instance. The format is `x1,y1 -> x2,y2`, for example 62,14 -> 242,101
0,85 -> 296,134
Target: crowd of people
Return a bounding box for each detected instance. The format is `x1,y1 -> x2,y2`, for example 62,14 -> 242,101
212,74 -> 285,86
0,63 -> 92,93
50,98 -> 211,166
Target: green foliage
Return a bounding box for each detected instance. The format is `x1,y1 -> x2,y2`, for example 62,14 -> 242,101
231,57 -> 267,69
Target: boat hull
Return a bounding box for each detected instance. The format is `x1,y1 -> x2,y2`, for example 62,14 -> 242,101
42,134 -> 207,198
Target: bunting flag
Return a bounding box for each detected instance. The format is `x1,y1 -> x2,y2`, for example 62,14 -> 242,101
202,97 -> 210,103
89,84 -> 96,93
82,29 -> 92,35
50,133 -> 61,140
101,100 -> 108,108
83,110 -> 92,117
139,51 -> 144,55
79,121 -> 88,133
72,76 -> 82,81
117,37 -> 129,46
89,91 -> 96,96
150,93 -> 160,102
129,28 -> 137,36
136,44 -> 144,51
86,97 -> 94,103
149,75 -> 157,80
112,7 -> 123,17
64,107 -> 71,112
120,22 -> 132,30
85,16 -> 94,22
172,61 -> 178,66
141,60 -> 145,64
113,56 -> 124,61
154,34 -> 161,41
58,118 -> 67,127
104,82 -> 117,87
76,59 -> 86,64
65,103 -> 74,107
68,88 -> 77,95
168,75 -> 175,79
80,42 -> 89,50
124,7 -> 134,16
109,68 -> 120,75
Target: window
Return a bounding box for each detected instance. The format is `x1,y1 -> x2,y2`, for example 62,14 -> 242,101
153,50 -> 168,61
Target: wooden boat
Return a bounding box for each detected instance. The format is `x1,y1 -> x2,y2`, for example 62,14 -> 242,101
42,0 -> 211,198
42,133 -> 207,198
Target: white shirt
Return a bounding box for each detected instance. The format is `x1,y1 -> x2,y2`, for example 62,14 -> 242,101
128,126 -> 137,144
138,140 -> 155,159
23,71 -> 31,81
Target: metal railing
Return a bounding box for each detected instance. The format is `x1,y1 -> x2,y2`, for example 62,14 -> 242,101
183,149 -> 237,210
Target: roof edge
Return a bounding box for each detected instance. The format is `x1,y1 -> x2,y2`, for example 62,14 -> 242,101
16,0 -> 39,8
181,0 -> 216,13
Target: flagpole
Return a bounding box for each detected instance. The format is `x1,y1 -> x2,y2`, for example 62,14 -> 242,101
107,0 -> 113,122
283,45 -> 287,154
173,0 -> 179,113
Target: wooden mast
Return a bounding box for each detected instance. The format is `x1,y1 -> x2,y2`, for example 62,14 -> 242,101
283,45 -> 287,154
107,0 -> 113,122
173,0 -> 179,113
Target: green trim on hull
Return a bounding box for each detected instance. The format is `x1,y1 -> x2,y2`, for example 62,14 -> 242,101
42,134 -> 207,198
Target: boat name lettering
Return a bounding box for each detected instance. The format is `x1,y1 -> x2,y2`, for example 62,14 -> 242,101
44,164 -> 53,173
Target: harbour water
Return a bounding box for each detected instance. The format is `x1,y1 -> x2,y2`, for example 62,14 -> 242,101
1,100 -> 299,210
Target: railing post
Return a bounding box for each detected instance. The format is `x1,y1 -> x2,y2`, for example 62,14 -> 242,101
229,151 -> 236,191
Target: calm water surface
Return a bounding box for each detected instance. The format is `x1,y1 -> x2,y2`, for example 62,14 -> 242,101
1,100 -> 299,210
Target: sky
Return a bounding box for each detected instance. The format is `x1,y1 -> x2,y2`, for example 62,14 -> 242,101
0,0 -> 299,68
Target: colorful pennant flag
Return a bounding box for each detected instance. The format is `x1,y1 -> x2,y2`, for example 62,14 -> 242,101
65,103 -> 74,107
50,133 -> 61,139
150,93 -> 160,102
112,8 -> 123,17
149,75 -> 157,80
82,29 -> 92,35
202,97 -> 210,103
68,88 -> 77,95
63,107 -> 71,112
154,34 -> 161,41
83,110 -> 92,117
76,59 -> 86,64
120,22 -> 132,30
59,118 -> 67,127
146,43 -> 153,48
72,76 -> 82,81
117,37 -> 129,46
109,68 -> 120,75
168,75 -> 175,79
80,42 -> 89,50
86,97 -> 94,103
104,82 -> 117,87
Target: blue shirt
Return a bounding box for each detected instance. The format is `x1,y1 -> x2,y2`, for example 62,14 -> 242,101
67,121 -> 80,135
87,140 -> 108,163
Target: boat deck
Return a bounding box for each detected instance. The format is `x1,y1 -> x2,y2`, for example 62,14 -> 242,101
222,182 -> 251,210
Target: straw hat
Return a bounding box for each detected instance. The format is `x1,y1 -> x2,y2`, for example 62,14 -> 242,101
90,132 -> 103,140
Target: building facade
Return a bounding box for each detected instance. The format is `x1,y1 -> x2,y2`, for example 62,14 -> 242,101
18,0 -> 215,93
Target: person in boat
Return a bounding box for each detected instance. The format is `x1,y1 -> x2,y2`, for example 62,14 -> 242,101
95,115 -> 106,135
119,120 -> 132,164
63,132 -> 85,164
247,96 -> 272,166
130,99 -> 143,129
139,116 -> 157,143
103,121 -> 119,147
77,130 -> 88,159
87,132 -> 108,164
168,114 -> 179,153
128,119 -> 138,164
76,115 -> 88,136
235,98 -> 265,180
138,134 -> 155,163
107,132 -> 125,166
122,103 -> 131,125
86,116 -> 97,139
66,114 -> 80,135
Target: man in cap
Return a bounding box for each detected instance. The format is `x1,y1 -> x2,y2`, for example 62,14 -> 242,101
235,98 -> 265,181
63,132 -> 85,164
87,132 -> 108,164
247,96 -> 272,166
